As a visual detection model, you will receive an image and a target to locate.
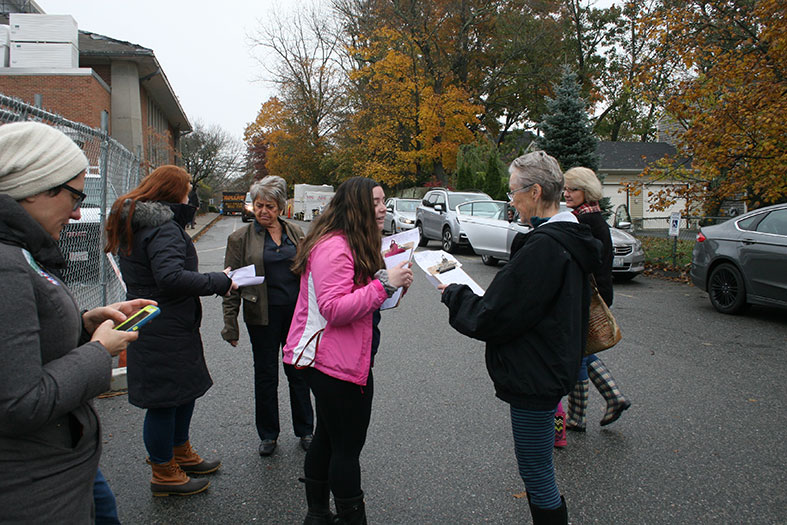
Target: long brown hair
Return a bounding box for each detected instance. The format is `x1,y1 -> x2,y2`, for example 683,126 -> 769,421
291,177 -> 384,285
104,165 -> 191,254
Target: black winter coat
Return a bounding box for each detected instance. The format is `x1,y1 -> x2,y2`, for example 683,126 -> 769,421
119,201 -> 232,408
442,218 -> 601,410
577,211 -> 613,306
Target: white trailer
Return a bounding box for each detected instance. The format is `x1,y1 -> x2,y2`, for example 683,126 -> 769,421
294,184 -> 334,220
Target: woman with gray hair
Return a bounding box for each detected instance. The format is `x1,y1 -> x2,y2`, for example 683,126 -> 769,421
222,176 -> 314,457
563,167 -> 630,431
439,151 -> 602,524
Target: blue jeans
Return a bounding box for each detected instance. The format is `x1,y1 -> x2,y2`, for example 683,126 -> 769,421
578,354 -> 600,381
143,400 -> 195,463
94,468 -> 120,524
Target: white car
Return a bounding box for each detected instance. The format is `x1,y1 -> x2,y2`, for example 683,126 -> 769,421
457,200 -> 645,279
455,200 -> 530,265
384,198 -> 419,233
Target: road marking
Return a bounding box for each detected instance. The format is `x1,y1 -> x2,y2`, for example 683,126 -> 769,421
618,293 -> 635,298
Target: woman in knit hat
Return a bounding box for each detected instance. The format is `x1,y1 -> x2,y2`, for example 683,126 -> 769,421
0,121 -> 156,522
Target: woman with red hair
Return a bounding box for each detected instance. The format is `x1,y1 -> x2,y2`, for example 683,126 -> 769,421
106,165 -> 235,497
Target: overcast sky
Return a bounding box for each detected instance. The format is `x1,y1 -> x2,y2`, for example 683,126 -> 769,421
37,0 -> 301,140
36,1 -> 618,141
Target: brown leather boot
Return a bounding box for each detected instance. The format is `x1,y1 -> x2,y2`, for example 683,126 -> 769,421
173,440 -> 221,474
149,458 -> 210,497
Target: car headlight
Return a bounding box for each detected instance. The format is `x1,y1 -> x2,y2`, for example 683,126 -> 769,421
400,217 -> 414,224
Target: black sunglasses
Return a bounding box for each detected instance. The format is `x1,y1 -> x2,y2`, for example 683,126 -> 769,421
59,183 -> 87,211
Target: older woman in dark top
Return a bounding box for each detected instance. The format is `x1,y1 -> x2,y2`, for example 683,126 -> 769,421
222,176 -> 314,456
563,167 -> 630,431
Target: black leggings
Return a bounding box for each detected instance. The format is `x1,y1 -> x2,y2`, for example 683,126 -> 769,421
303,367 -> 373,498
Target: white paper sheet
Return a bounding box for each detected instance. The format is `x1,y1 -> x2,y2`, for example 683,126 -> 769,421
413,250 -> 485,296
380,229 -> 420,310
227,264 -> 265,287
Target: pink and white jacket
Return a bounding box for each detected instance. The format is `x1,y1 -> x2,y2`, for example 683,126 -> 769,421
283,233 -> 388,386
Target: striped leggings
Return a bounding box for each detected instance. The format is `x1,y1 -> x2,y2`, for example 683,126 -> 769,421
510,406 -> 562,510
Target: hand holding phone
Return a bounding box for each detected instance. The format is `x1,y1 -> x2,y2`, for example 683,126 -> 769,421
114,305 -> 161,332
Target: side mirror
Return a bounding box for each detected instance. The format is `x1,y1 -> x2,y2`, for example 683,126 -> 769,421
386,205 -> 394,212
616,220 -> 632,231
434,203 -> 444,213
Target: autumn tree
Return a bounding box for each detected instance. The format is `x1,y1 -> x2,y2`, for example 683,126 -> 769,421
481,0 -> 566,145
342,24 -> 479,187
593,0 -> 674,141
244,98 -> 325,187
644,0 -> 787,211
180,121 -> 245,191
247,6 -> 345,185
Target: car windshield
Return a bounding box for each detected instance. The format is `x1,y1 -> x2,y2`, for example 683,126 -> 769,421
396,200 -> 418,212
448,193 -> 491,210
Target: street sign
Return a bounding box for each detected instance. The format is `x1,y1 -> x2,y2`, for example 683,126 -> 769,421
669,212 -> 681,237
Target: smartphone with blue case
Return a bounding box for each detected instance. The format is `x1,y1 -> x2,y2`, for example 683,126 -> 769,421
113,305 -> 160,332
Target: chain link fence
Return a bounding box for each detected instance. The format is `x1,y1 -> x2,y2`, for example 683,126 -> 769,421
1,93 -> 142,310
631,216 -> 730,241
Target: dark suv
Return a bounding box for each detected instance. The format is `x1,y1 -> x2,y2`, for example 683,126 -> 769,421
415,188 -> 491,252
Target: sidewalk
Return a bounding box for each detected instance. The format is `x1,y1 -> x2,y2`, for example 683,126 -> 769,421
188,211 -> 222,240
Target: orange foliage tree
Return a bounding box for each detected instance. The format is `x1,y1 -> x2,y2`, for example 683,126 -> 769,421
244,98 -> 326,188
641,0 -> 787,212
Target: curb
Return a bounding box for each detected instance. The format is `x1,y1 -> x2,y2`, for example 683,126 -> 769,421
191,214 -> 223,243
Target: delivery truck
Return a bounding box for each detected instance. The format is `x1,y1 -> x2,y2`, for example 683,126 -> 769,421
222,191 -> 246,215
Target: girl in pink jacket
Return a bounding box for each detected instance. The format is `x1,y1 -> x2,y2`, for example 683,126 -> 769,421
283,177 -> 412,524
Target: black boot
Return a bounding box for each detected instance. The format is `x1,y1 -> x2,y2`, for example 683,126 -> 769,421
333,492 -> 367,525
527,495 -> 567,525
299,477 -> 333,525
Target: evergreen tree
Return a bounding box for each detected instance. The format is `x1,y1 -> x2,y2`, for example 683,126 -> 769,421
537,67 -> 599,172
455,161 -> 475,191
481,150 -> 506,200
538,67 -> 612,215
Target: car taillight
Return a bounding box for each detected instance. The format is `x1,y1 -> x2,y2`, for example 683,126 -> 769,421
696,231 -> 706,242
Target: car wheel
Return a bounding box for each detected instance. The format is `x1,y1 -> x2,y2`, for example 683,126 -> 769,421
417,223 -> 429,247
708,263 -> 748,314
390,221 -> 397,234
481,254 -> 498,266
442,227 -> 455,253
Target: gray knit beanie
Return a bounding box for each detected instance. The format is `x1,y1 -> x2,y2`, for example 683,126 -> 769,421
0,121 -> 89,199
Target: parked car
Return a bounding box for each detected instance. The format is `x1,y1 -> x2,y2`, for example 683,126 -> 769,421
384,198 -> 419,233
454,200 -> 529,265
609,227 -> 645,281
690,203 -> 787,314
241,192 -> 254,222
456,201 -> 645,280
415,188 -> 492,252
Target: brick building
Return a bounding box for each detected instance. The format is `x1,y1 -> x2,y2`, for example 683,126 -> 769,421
1,3 -> 191,167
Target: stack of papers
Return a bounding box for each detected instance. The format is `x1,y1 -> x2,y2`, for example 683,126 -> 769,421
380,229 -> 419,309
412,250 -> 485,296
227,264 -> 265,287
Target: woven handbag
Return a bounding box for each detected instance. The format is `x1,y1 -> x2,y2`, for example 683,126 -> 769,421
585,275 -> 622,355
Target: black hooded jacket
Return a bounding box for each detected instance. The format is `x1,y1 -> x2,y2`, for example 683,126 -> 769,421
118,200 -> 231,408
442,218 -> 602,410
